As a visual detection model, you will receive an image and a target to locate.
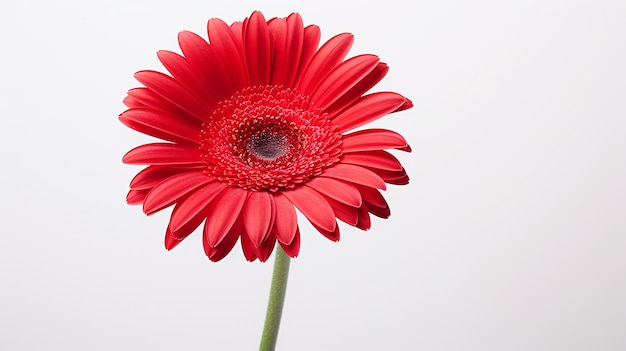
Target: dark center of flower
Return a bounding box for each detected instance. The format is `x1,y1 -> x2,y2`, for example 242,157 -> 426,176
200,85 -> 342,192
247,131 -> 289,160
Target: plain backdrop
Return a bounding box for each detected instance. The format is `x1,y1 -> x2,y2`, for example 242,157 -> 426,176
1,1 -> 625,350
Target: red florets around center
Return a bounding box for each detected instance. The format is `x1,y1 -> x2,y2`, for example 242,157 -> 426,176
200,85 -> 342,192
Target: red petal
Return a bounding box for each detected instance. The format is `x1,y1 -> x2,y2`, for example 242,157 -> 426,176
134,70 -> 211,122
340,150 -> 403,172
126,189 -> 149,205
207,17 -> 248,91
310,54 -> 380,109
123,94 -> 145,109
293,24 -> 321,88
119,108 -> 200,144
296,33 -> 353,94
312,222 -> 340,242
122,143 -> 203,166
169,181 -> 226,232
285,13 -> 304,87
356,204 -> 371,230
177,31 -> 235,101
170,203 -> 207,241
157,50 -> 219,108
342,129 -> 411,153
243,191 -> 273,246
129,166 -> 192,190
125,88 -> 197,123
166,203 -> 207,250
356,185 -> 387,208
368,167 -> 410,185
366,200 -> 391,219
244,11 -> 271,86
206,229 -> 240,262
325,196 -> 359,226
281,13 -> 304,86
333,92 -> 407,133
268,18 -> 288,85
396,98 -> 414,112
282,186 -> 336,232
271,193 -> 298,245
279,227 -> 301,258
204,216 -> 243,262
204,187 -> 249,246
320,163 -> 386,190
385,175 -> 410,185
305,177 -> 362,207
165,227 -> 183,250
254,235 -> 276,262
325,62 -> 389,117
240,229 -> 258,262
142,171 -> 214,215
230,21 -> 243,38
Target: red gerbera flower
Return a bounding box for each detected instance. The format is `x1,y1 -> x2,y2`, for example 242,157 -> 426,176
121,11 -> 412,262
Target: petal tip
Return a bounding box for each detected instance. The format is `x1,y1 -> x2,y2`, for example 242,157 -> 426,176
165,233 -> 182,250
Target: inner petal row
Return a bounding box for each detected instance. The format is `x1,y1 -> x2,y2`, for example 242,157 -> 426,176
200,85 -> 342,192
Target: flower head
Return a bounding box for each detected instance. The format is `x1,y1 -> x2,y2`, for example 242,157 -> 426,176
121,11 -> 412,262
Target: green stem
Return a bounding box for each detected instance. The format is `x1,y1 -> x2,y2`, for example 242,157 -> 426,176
259,247 -> 291,351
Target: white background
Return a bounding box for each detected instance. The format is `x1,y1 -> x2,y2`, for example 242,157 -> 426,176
1,0 -> 625,350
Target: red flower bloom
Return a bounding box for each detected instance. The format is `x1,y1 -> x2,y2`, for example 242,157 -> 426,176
121,11 -> 412,262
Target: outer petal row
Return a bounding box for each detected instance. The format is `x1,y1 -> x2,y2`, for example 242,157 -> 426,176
243,11 -> 271,86
122,143 -> 203,166
145,162 -> 398,262
119,108 -> 201,144
332,92 -> 407,133
342,129 -> 412,152
207,17 -> 248,92
295,33 -> 354,94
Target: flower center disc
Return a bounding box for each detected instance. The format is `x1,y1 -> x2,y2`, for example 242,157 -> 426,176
247,131 -> 289,160
200,86 -> 342,192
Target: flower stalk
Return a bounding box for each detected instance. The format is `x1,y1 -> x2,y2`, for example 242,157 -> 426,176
259,247 -> 291,351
